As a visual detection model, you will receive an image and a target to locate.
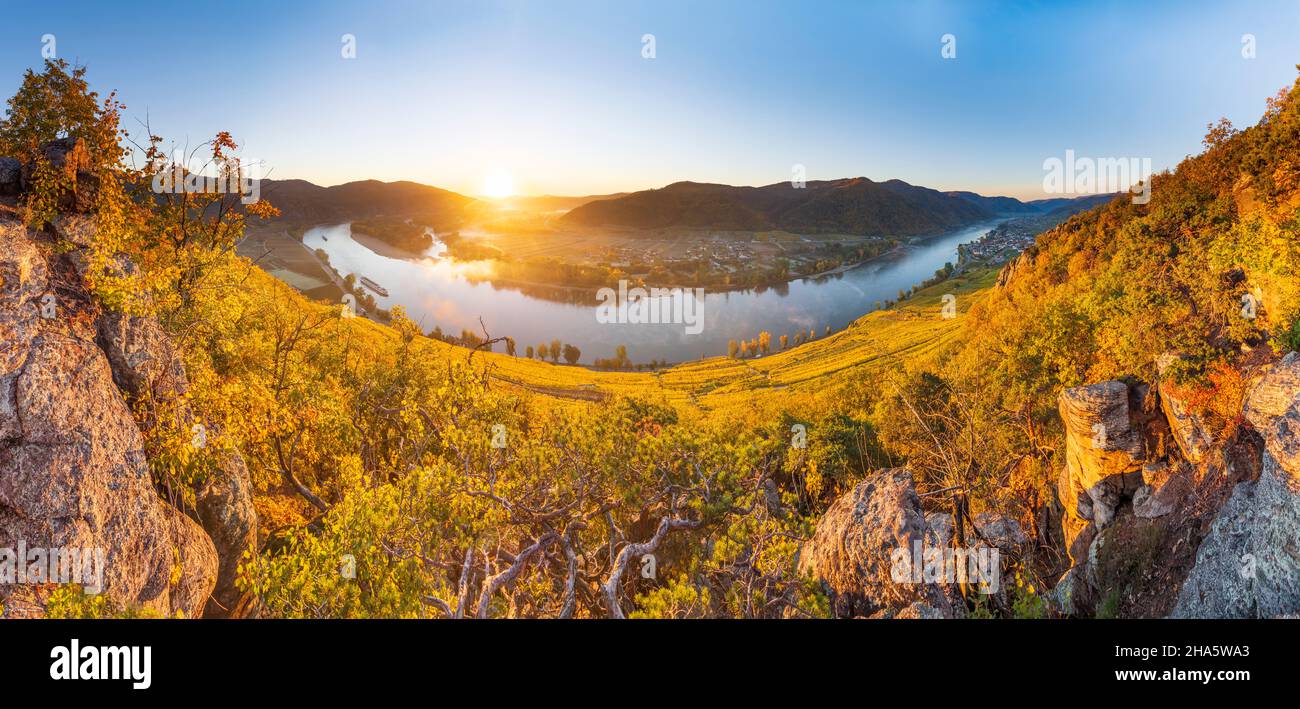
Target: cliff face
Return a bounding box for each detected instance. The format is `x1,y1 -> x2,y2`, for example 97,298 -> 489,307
0,147 -> 256,618
0,209 -> 216,616
1052,354 -> 1300,618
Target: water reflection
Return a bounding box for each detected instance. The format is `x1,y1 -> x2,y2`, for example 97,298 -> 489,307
303,221 -> 1002,363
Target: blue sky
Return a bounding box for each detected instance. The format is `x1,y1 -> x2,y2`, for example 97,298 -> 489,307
2,0 -> 1298,198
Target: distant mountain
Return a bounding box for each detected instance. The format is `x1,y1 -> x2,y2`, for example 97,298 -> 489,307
1028,193 -> 1119,217
561,178 -> 1002,236
259,179 -> 474,229
945,191 -> 1040,214
255,175 -> 1119,237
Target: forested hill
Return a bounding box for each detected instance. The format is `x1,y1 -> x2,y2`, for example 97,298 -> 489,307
256,178 -> 474,229
561,177 -> 1106,236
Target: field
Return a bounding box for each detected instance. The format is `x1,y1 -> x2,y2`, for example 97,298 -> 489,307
239,226 -> 343,302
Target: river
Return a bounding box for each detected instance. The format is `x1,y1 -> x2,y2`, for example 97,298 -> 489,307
302,220 -> 1003,363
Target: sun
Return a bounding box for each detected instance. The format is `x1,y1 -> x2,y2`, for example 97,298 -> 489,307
481,171 -> 515,199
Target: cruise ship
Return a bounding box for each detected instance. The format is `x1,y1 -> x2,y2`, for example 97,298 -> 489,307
359,276 -> 389,297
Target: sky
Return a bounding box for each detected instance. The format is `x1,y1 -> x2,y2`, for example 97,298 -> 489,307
2,0 -> 1299,199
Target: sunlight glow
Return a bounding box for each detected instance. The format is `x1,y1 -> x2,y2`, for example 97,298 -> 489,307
481,171 -> 515,199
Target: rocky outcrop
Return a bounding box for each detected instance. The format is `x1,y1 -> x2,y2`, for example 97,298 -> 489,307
1244,354 -> 1300,489
1243,352 -> 1300,431
195,451 -> 259,617
0,213 -> 216,617
87,249 -> 259,618
1058,381 -> 1144,530
1132,459 -> 1193,519
20,138 -> 99,212
0,157 -> 19,196
995,246 -> 1036,289
799,468 -> 964,618
1,146 -> 258,618
1155,353 -> 1218,466
1169,447 -> 1300,618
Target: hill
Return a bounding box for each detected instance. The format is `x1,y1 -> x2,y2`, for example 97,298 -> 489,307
259,178 -> 474,229
561,177 -> 1000,235
561,178 -> 1113,237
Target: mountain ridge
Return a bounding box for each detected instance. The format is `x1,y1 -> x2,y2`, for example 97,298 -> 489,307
258,175 -> 1105,236
561,177 -> 1108,236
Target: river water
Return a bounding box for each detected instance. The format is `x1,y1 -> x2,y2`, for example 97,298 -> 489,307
303,220 -> 1001,363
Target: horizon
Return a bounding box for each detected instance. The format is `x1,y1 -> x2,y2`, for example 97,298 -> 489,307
3,0 -> 1299,200
263,173 -> 1122,203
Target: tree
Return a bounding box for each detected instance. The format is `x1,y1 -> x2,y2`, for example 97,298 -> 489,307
615,344 -> 629,368
728,340 -> 739,358
549,339 -> 562,363
525,345 -> 534,359
779,334 -> 789,350
505,337 -> 516,357
758,331 -> 771,355
563,343 -> 581,365
537,343 -> 548,361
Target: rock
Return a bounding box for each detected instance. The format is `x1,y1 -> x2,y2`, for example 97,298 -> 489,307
51,213 -> 98,249
1169,450 -> 1300,618
0,157 -> 20,196
1048,566 -> 1085,616
1156,354 -> 1215,466
0,213 -> 216,618
1064,515 -> 1096,566
973,512 -> 1027,551
1086,527 -> 1108,589
923,511 -> 953,548
1058,381 -> 1144,528
995,246 -> 1036,289
196,451 -> 259,618
929,509 -> 1026,552
894,601 -> 946,619
1133,460 -> 1193,518
96,309 -> 190,405
1243,352 -> 1300,432
20,139 -> 99,212
1261,405 -> 1300,489
799,469 -> 957,618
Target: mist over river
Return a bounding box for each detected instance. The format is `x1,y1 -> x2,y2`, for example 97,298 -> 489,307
303,221 -> 1003,363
